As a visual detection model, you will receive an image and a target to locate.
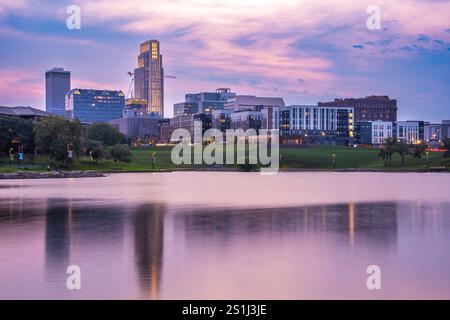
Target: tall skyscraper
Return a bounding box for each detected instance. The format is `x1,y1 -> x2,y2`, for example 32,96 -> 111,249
45,67 -> 71,116
134,40 -> 164,117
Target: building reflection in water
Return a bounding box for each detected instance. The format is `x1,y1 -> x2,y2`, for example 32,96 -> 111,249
44,199 -> 126,284
133,204 -> 165,299
43,198 -> 166,298
4,197 -> 450,299
175,202 -> 399,248
45,199 -> 71,282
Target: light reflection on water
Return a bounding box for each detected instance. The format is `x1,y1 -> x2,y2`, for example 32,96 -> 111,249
0,172 -> 450,299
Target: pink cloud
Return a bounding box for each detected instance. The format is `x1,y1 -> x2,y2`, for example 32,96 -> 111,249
0,26 -> 99,47
0,0 -> 26,16
0,69 -> 44,107
72,0 -> 449,100
1,0 -> 448,114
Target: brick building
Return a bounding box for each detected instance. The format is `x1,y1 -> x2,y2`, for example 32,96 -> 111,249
318,95 -> 397,122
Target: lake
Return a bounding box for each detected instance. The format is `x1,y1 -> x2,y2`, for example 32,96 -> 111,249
1,172 -> 450,299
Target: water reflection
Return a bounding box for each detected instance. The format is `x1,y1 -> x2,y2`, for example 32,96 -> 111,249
134,204 -> 165,299
176,202 -> 398,248
1,197 -> 450,299
45,199 -> 70,282
44,199 -> 126,284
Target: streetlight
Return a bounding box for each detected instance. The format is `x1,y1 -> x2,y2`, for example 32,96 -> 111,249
89,150 -> 93,170
8,148 -> 13,170
67,144 -> 73,171
152,152 -> 156,171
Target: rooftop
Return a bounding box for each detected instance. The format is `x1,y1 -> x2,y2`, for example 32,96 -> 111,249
67,88 -> 125,97
0,106 -> 51,118
227,95 -> 285,106
46,67 -> 70,74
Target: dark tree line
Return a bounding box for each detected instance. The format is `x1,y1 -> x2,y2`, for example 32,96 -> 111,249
0,116 -> 35,154
1,115 -> 131,165
378,137 -> 436,167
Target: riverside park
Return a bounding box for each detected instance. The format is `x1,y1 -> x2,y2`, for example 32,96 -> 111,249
1,145 -> 449,174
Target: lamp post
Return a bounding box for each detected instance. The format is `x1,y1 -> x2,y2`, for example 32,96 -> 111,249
332,153 -> 336,169
89,150 -> 93,170
426,151 -> 429,169
8,148 -> 13,170
152,152 -> 156,171
67,144 -> 73,171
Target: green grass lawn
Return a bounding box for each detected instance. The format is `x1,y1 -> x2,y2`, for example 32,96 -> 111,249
280,146 -> 448,170
1,145 -> 449,172
0,146 -> 178,173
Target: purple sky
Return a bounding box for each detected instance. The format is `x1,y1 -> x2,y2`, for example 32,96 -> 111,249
0,0 -> 449,120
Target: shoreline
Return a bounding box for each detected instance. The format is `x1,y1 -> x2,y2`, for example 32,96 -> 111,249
0,166 -> 448,180
0,171 -> 106,180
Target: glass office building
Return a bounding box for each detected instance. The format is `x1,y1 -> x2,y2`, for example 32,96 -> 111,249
45,67 -> 71,116
134,40 -> 164,117
66,89 -> 125,124
174,88 -> 236,115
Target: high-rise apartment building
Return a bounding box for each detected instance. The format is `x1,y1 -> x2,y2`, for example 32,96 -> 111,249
279,105 -> 354,145
45,67 -> 71,116
134,40 -> 164,117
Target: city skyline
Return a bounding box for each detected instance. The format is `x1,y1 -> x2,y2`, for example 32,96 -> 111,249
0,0 -> 449,121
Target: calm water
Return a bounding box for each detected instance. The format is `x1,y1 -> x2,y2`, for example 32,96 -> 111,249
1,172 -> 450,299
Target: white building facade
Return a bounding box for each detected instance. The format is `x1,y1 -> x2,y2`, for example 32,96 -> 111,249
371,121 -> 393,146
396,121 -> 425,144
282,105 -> 354,134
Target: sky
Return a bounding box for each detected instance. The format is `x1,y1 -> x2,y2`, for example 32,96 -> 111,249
0,0 -> 449,120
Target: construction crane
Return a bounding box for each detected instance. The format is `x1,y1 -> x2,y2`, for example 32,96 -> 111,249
126,72 -> 135,99
126,72 -> 177,99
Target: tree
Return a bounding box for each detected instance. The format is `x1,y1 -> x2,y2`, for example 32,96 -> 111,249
412,142 -> 427,159
378,137 -> 396,166
378,148 -> 388,166
0,116 -> 34,154
88,122 -> 125,146
34,117 -> 83,164
85,140 -> 105,163
394,140 -> 409,166
443,139 -> 450,158
110,144 -> 132,164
